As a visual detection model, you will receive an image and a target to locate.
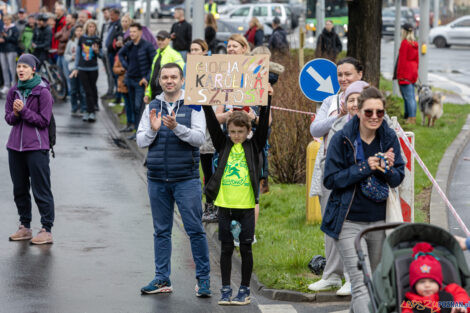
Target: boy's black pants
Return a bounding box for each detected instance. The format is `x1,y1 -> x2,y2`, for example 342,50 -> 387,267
8,149 -> 55,232
219,207 -> 254,287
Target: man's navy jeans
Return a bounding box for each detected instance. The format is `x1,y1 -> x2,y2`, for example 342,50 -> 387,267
148,178 -> 210,282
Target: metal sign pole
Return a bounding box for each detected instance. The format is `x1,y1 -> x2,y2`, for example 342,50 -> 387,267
393,0 -> 401,96
419,0 -> 430,85
144,0 -> 151,27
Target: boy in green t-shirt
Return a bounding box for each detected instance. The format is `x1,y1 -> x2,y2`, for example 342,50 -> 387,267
202,93 -> 271,306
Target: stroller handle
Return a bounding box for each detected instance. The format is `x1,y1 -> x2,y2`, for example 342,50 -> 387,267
354,222 -> 404,313
354,222 -> 405,255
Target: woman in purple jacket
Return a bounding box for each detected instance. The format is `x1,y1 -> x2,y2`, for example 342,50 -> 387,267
4,54 -> 55,245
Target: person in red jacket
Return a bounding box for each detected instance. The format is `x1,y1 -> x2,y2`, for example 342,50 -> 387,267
401,242 -> 470,313
51,4 -> 66,58
396,23 -> 419,124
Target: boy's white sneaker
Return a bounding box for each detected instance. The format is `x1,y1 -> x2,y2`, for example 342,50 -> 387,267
308,277 -> 342,291
336,281 -> 351,296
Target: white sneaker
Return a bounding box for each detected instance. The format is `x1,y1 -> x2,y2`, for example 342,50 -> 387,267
308,278 -> 342,291
336,281 -> 351,296
1,86 -> 9,94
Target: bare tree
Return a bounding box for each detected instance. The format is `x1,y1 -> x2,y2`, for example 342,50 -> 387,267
347,1 -> 383,87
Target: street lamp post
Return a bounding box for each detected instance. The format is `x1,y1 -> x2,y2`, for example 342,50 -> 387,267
433,0 -> 439,28
145,0 -> 151,27
193,0 -> 204,40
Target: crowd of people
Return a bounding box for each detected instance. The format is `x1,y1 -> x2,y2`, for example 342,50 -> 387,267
5,3 -> 467,312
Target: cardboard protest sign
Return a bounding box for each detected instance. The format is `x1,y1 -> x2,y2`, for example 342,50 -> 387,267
184,54 -> 270,106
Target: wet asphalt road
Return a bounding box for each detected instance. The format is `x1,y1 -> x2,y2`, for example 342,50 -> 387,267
0,71 -> 350,312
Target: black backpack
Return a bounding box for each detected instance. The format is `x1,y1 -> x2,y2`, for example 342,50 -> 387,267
48,113 -> 56,158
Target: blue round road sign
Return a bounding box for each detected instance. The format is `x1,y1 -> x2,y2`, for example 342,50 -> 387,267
298,58 -> 340,102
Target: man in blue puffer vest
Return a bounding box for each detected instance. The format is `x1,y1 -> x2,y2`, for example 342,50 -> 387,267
136,63 -> 211,297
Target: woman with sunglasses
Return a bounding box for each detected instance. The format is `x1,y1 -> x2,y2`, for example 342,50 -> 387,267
321,86 -> 405,312
308,56 -> 364,295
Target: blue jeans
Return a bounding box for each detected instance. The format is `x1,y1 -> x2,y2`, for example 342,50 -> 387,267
122,93 -> 133,125
56,55 -> 71,94
148,178 -> 210,282
127,78 -> 145,128
399,83 -> 417,119
70,76 -> 86,112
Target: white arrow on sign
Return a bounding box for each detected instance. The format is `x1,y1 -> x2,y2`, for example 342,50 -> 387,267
306,66 -> 334,94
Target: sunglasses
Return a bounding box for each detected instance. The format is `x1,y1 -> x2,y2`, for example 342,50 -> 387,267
157,37 -> 167,41
363,109 -> 385,118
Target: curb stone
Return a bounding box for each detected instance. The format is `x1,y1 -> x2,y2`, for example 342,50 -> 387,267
430,114 -> 470,230
102,101 -> 351,303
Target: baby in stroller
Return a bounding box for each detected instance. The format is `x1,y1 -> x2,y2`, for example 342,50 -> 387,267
401,242 -> 470,313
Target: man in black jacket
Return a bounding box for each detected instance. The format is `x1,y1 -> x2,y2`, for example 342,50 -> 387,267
268,17 -> 289,55
170,8 -> 191,61
118,23 -> 156,139
315,20 -> 342,62
31,14 -> 52,70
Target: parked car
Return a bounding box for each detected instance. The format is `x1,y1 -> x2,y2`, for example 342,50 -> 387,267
159,0 -> 185,18
214,19 -> 273,54
381,6 -> 416,36
429,15 -> 470,48
122,0 -> 161,18
219,3 -> 297,32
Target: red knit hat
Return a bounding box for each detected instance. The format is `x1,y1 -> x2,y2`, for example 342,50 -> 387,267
409,242 -> 443,289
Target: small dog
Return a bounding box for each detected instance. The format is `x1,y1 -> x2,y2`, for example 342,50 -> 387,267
418,85 -> 443,127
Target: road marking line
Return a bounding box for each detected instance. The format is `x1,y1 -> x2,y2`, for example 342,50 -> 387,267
258,304 -> 297,313
329,310 -> 349,313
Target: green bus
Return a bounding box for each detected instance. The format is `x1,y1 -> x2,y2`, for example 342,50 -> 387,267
306,0 -> 348,36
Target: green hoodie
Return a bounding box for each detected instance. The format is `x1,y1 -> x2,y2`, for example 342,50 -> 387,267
19,25 -> 34,53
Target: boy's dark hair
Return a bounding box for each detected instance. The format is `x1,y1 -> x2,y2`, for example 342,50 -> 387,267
71,12 -> 78,20
227,111 -> 252,131
159,63 -> 184,79
337,57 -> 364,74
129,22 -> 142,31
358,86 -> 386,110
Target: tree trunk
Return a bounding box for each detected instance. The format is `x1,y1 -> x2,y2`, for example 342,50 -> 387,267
347,1 -> 383,87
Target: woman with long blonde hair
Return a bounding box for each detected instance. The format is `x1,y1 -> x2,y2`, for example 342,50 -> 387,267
70,19 -> 102,122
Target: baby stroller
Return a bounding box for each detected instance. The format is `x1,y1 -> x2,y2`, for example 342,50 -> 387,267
354,223 -> 470,313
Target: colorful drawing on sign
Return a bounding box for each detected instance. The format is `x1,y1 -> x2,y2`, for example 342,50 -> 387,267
184,54 -> 270,106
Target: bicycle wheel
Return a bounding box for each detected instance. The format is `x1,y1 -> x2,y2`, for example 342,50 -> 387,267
48,64 -> 67,101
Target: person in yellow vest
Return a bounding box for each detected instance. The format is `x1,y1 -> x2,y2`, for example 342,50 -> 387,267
204,0 -> 218,14
144,30 -> 185,104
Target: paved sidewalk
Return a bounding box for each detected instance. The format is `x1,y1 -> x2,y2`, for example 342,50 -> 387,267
448,140 -> 470,264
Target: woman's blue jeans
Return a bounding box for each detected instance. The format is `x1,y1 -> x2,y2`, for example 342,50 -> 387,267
399,83 -> 417,119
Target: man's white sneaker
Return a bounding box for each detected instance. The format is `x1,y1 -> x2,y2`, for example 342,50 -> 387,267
307,278 -> 342,291
336,281 -> 351,296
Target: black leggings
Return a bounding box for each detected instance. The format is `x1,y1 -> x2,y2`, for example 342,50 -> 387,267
200,153 -> 214,203
221,242 -> 253,287
78,70 -> 99,113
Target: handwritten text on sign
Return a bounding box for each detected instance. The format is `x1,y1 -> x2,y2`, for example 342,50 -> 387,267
185,54 -> 270,106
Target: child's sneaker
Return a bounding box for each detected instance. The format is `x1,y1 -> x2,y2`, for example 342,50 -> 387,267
140,278 -> 173,294
218,285 -> 232,305
231,286 -> 250,305
195,278 -> 211,297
